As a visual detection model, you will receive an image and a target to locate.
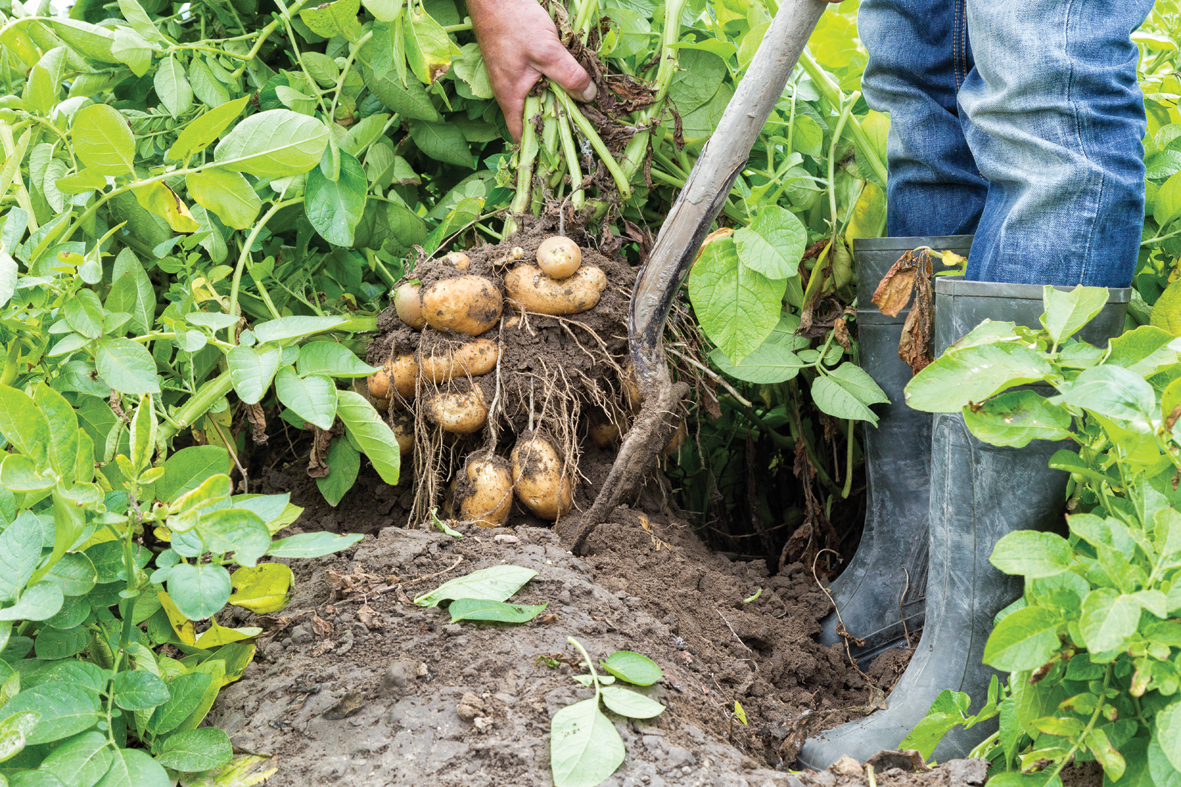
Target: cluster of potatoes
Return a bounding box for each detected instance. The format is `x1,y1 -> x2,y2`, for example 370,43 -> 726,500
366,237 -> 608,528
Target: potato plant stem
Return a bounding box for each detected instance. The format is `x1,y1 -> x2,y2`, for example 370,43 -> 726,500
555,88 -> 632,201
227,197 -> 304,342
159,371 -> 234,441
798,53 -> 888,187
826,91 -> 859,243
648,0 -> 689,109
556,102 -> 585,210
567,637 -> 603,698
507,94 -> 544,235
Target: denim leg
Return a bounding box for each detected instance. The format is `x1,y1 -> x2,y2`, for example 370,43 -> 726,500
959,0 -> 1154,288
859,0 -> 987,237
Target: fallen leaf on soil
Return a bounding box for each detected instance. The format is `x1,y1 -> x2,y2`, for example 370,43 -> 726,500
323,691 -> 367,720
357,603 -> 383,630
311,613 -> 333,638
776,709 -> 815,765
863,749 -> 931,773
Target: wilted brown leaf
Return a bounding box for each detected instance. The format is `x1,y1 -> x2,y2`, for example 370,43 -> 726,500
833,317 -> 851,351
898,274 -> 934,375
872,256 -> 918,318
246,403 -> 268,445
311,613 -> 333,638
357,604 -> 383,631
307,426 -> 334,478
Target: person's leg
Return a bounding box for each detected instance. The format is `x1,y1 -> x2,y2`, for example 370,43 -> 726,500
859,0 -> 986,236
821,0 -> 983,659
959,0 -> 1155,288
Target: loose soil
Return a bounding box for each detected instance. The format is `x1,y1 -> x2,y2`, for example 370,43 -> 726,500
206,464 -> 996,787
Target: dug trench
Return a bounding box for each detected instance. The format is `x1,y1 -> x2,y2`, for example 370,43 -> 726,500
205,459 -> 994,787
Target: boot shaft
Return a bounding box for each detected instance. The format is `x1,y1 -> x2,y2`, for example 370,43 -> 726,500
933,278 -> 1130,355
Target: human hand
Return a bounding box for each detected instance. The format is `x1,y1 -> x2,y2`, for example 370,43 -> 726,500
469,0 -> 596,142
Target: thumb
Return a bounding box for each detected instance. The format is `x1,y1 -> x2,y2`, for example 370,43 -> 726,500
540,46 -> 597,103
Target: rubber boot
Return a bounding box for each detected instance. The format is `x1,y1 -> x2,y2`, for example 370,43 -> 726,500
818,236 -> 973,661
798,277 -> 1129,768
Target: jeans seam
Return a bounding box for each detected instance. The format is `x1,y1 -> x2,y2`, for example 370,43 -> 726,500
1064,0 -> 1099,285
953,0 -> 962,88
958,0 -> 968,89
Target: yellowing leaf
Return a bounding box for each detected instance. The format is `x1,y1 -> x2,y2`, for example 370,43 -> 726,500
182,754 -> 277,787
186,168 -> 262,229
194,620 -> 262,649
300,0 -> 364,42
157,590 -> 197,646
228,564 -> 294,614
844,180 -> 886,245
1152,277 -> 1181,336
405,8 -> 457,85
133,181 -> 200,233
209,642 -> 256,686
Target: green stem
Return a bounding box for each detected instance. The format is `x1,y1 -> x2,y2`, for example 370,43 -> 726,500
567,637 -> 603,699
799,53 -> 888,188
555,88 -> 632,201
556,99 -> 585,211
172,42 -> 256,61
826,91 -> 860,242
280,15 -> 332,113
1141,226 -> 1181,246
570,0 -> 599,42
841,418 -> 854,499
229,2 -> 313,80
646,0 -> 689,112
227,198 -> 303,342
367,250 -> 400,289
159,372 -> 234,441
330,31 -> 374,121
1041,664 -> 1113,785
507,94 -> 544,235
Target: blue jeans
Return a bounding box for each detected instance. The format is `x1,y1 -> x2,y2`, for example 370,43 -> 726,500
859,0 -> 1154,288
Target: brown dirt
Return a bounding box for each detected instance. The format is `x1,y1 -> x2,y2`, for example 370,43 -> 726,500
207,464 -> 990,787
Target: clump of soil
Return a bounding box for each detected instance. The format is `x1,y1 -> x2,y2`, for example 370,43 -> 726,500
209,465 -> 989,787
364,215 -> 697,530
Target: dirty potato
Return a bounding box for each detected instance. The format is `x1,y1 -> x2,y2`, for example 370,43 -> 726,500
419,338 -> 499,383
511,432 -> 574,520
536,236 -> 582,279
422,275 -> 502,336
426,385 -> 488,434
504,264 -> 606,316
390,353 -> 419,398
459,453 -> 514,527
394,282 -> 426,329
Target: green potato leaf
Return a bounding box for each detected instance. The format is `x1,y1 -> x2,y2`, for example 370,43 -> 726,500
550,697 -> 624,787
305,150 -> 368,246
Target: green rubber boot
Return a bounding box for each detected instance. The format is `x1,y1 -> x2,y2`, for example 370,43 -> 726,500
818,236 -> 973,661
799,277 -> 1129,768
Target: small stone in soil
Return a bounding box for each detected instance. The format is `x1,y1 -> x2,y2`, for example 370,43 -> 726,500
457,691 -> 484,721
831,755 -> 863,777
380,661 -> 417,697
